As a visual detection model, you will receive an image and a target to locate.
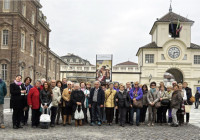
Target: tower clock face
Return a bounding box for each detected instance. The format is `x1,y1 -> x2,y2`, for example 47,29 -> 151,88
168,47 -> 180,59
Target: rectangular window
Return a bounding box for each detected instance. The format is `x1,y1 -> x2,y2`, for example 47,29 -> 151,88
194,55 -> 200,64
21,33 -> 25,50
30,40 -> 34,56
2,30 -> 8,46
145,54 -> 154,63
22,4 -> 26,17
49,60 -> 51,71
31,13 -> 35,25
1,64 -> 7,81
4,0 -> 10,10
169,24 -> 180,38
44,37 -> 47,45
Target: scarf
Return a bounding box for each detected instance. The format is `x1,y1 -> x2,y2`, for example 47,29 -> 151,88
14,80 -> 22,86
150,88 -> 156,94
119,90 -> 124,93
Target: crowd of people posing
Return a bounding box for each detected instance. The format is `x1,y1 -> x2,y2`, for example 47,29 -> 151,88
0,75 -> 196,129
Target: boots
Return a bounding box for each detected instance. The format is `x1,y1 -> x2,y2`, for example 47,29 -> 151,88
63,115 -> 67,126
79,120 -> 82,126
75,120 -> 78,127
68,115 -> 72,125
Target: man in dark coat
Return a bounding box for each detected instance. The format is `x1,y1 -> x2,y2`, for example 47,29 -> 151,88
89,81 -> 105,126
195,90 -> 200,109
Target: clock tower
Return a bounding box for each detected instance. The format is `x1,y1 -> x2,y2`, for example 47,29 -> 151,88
136,6 -> 200,93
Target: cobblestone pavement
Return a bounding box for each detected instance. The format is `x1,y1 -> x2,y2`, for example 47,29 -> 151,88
1,98 -> 200,140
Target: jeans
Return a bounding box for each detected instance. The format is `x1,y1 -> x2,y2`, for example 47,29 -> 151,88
51,106 -> 58,125
105,107 -> 114,123
0,104 -> 4,125
140,105 -> 148,123
130,107 -> 140,124
118,107 -> 127,125
168,109 -> 172,123
195,98 -> 199,108
31,109 -> 40,127
172,108 -> 178,125
91,102 -> 101,122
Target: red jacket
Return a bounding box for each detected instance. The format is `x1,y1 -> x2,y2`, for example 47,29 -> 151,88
27,86 -> 40,109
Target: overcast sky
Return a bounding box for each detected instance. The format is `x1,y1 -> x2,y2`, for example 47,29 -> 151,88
40,0 -> 200,65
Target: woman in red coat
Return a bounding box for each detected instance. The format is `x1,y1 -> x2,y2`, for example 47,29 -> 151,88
27,80 -> 41,128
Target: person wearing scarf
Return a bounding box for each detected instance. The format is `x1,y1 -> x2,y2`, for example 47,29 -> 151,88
21,77 -> 33,126
147,82 -> 160,126
114,84 -> 131,127
10,75 -> 26,129
129,81 -> 143,126
0,78 -> 7,129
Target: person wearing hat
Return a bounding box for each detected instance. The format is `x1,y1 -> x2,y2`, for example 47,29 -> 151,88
105,83 -> 116,125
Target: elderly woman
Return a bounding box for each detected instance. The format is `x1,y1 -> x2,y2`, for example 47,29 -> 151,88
62,81 -> 73,126
177,83 -> 185,126
140,84 -> 148,124
105,83 -> 116,125
71,83 -> 85,126
56,80 -> 63,125
166,85 -> 173,124
27,80 -> 42,128
147,82 -> 160,126
114,84 -> 131,127
171,84 -> 182,127
10,75 -> 26,129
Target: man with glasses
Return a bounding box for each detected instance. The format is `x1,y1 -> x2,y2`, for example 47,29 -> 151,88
89,81 -> 105,126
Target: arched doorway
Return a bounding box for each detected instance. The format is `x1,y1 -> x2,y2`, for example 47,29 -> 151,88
164,68 -> 184,85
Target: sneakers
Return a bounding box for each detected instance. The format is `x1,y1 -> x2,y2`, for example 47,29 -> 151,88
90,122 -> 95,126
97,121 -> 101,126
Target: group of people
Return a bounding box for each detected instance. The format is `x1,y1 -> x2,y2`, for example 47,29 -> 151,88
0,75 -> 196,129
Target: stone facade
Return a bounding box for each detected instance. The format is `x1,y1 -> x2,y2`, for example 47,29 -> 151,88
0,0 -> 67,91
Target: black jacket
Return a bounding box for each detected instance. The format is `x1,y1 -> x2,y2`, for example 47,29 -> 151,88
114,90 -> 131,108
10,83 -> 26,109
89,88 -> 105,106
40,90 -> 52,107
185,87 -> 193,105
71,90 -> 85,112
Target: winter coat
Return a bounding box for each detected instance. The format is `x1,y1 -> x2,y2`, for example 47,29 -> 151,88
70,90 -> 85,113
171,90 -> 182,109
27,86 -> 41,109
184,87 -> 193,105
0,79 -> 7,104
51,86 -> 61,107
62,88 -> 73,107
40,90 -> 52,107
89,88 -> 105,106
105,89 -> 116,108
129,87 -> 143,101
10,82 -> 26,109
114,90 -> 131,108
142,90 -> 148,106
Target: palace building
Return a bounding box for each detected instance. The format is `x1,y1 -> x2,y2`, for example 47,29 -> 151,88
0,0 -> 67,90
136,6 -> 200,92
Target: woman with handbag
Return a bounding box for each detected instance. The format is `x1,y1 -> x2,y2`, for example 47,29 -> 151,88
147,82 -> 160,126
129,81 -> 143,126
140,84 -> 148,124
158,86 -> 170,125
114,84 -> 131,127
71,83 -> 85,127
177,83 -> 185,126
170,84 -> 182,127
62,81 -> 73,126
105,83 -> 116,125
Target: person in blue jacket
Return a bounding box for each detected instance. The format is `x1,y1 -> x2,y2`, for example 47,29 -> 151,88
129,81 -> 143,126
0,78 -> 7,129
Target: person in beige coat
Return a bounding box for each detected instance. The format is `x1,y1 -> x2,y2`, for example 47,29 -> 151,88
62,81 -> 73,125
105,83 -> 116,125
50,80 -> 61,127
147,82 -> 160,126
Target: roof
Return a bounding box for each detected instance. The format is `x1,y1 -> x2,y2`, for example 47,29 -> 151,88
115,61 -> 138,66
157,12 -> 194,22
190,43 -> 200,49
150,11 -> 194,34
136,42 -> 162,56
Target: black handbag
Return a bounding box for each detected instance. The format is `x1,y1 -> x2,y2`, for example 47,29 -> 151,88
161,92 -> 170,106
